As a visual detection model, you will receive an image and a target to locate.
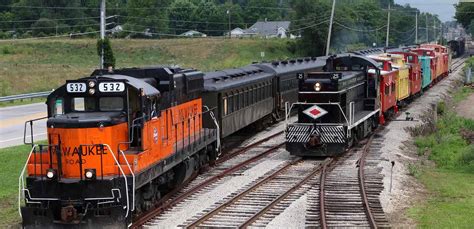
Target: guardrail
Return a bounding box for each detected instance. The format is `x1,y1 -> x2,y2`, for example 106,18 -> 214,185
0,91 -> 51,103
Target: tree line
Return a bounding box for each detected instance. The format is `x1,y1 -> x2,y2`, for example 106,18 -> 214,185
0,0 -> 443,56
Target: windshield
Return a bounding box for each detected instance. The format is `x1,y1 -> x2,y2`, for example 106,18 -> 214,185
69,96 -> 124,113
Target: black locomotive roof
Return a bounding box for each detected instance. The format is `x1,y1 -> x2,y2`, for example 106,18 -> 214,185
328,54 -> 381,71
97,74 -> 161,96
203,65 -> 274,91
253,57 -> 326,74
48,74 -> 160,100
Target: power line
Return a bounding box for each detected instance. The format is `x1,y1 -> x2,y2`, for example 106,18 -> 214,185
333,21 -> 387,32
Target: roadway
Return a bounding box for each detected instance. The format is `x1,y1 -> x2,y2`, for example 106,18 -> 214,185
0,102 -> 47,148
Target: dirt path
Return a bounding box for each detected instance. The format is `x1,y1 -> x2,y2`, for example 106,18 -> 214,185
456,91 -> 474,119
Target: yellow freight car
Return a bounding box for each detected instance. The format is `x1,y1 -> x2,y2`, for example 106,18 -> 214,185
377,53 -> 410,102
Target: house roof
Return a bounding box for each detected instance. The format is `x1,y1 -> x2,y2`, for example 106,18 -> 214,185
245,21 -> 290,36
181,30 -> 205,36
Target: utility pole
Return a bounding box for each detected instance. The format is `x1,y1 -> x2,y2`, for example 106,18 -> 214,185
100,0 -> 106,69
426,14 -> 429,43
227,9 -> 231,39
325,0 -> 336,56
385,3 -> 391,47
433,18 -> 436,43
415,12 -> 418,44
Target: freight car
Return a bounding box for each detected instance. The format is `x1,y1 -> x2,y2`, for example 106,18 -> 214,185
285,54 -> 380,156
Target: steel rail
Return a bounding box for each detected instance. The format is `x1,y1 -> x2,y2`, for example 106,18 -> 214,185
240,158 -> 332,228
131,142 -> 285,228
319,162 -> 328,229
187,158 -> 303,228
358,135 -> 377,229
0,91 -> 51,103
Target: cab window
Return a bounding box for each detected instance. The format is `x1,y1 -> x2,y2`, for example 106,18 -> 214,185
72,97 -> 95,112
100,97 -> 124,111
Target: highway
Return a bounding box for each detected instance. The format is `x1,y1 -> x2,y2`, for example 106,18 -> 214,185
0,102 -> 47,148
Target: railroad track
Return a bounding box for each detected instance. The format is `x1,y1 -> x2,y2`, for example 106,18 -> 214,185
307,135 -> 390,228
182,158 -> 327,228
451,55 -> 468,72
132,131 -> 284,228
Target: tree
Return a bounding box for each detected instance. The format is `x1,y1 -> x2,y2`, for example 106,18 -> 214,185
244,0 -> 282,23
168,0 -> 197,34
126,0 -> 172,36
470,19 -> 474,36
97,38 -> 115,69
455,2 -> 474,29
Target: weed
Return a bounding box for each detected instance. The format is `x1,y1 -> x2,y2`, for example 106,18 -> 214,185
407,163 -> 421,177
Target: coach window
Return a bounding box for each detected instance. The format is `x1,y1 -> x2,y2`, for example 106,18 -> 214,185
385,84 -> 390,95
223,96 -> 228,116
391,83 -> 396,94
228,94 -> 233,113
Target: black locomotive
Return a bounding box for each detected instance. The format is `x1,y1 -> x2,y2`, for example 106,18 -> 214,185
285,54 -> 381,156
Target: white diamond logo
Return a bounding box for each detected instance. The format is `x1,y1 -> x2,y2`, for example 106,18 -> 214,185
303,105 -> 328,120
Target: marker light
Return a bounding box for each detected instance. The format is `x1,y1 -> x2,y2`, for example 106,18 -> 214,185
85,169 -> 96,180
88,80 -> 96,88
89,89 -> 95,95
314,82 -> 321,92
46,169 -> 56,179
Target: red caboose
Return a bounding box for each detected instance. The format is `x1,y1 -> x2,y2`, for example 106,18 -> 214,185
368,60 -> 398,125
390,51 -> 422,96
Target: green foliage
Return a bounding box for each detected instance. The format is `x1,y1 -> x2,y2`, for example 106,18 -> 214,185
407,163 -> 421,178
455,2 -> 474,30
0,144 -> 36,226
409,169 -> 474,228
470,19 -> 474,36
97,38 -> 115,68
414,111 -> 474,170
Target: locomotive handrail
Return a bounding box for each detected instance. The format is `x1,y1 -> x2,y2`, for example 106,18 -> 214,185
119,149 -> 135,213
18,145 -> 37,217
102,144 -> 131,219
23,117 -> 48,146
203,106 -> 220,153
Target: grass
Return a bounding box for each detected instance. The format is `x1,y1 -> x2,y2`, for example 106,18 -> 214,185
409,87 -> 474,228
0,38 -> 296,96
0,144 -> 36,227
408,168 -> 474,228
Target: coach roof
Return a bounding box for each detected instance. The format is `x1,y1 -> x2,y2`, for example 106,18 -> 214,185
203,65 -> 274,91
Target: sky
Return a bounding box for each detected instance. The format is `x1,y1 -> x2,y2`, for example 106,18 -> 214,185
394,0 -> 458,22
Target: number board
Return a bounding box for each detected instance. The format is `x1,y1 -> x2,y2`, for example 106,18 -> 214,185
66,83 -> 86,93
98,82 -> 125,93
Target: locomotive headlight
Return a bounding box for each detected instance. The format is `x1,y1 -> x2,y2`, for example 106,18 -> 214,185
88,80 -> 96,88
88,88 -> 95,95
46,169 -> 56,179
314,82 -> 321,91
85,169 -> 96,180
